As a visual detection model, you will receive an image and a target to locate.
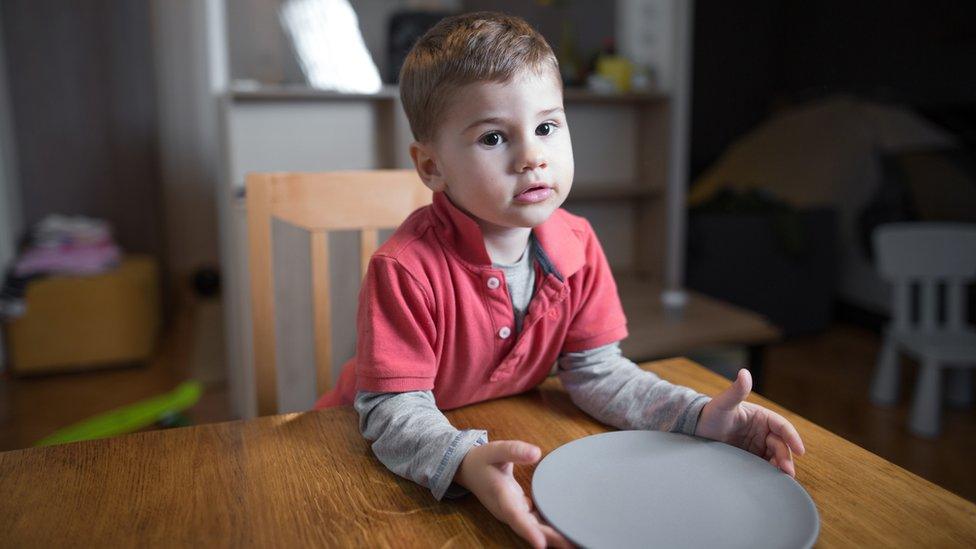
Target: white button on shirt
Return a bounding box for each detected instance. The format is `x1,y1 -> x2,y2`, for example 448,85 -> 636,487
498,326 -> 512,339
486,276 -> 500,290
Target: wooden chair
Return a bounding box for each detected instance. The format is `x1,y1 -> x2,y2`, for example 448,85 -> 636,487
869,222 -> 976,437
246,170 -> 431,416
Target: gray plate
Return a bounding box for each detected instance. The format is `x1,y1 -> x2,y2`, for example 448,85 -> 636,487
532,431 -> 819,549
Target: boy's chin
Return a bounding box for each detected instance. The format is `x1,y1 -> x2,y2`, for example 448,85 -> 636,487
506,205 -> 558,228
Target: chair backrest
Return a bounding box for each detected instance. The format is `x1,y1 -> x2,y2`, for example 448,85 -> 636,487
873,222 -> 976,333
246,170 -> 431,415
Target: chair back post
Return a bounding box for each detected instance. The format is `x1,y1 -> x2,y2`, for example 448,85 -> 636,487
246,173 -> 280,416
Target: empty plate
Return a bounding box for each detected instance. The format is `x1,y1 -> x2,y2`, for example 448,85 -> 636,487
532,431 -> 819,548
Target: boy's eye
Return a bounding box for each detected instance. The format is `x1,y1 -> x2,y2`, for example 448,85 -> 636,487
536,122 -> 555,136
480,132 -> 504,147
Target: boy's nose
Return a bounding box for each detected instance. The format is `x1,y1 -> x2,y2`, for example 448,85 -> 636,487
516,143 -> 547,173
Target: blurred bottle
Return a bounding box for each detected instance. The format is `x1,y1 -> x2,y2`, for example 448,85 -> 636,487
592,38 -> 633,93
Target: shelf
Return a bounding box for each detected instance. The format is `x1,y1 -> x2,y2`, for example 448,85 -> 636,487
227,83 -> 667,105
229,82 -> 400,102
562,87 -> 668,103
566,183 -> 662,201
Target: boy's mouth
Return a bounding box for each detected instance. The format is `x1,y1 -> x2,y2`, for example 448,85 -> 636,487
514,184 -> 554,204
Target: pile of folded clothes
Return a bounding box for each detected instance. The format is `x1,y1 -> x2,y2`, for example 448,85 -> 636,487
1,215 -> 121,319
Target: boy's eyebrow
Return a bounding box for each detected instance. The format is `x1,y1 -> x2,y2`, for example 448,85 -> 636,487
538,107 -> 564,117
462,107 -> 565,133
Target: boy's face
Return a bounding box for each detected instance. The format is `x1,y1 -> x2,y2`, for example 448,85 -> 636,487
411,69 -> 573,231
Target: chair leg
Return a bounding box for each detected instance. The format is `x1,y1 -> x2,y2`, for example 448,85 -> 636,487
870,333 -> 900,405
946,368 -> 973,409
909,359 -> 942,438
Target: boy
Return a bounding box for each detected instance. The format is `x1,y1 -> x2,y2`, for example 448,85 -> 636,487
316,12 -> 804,548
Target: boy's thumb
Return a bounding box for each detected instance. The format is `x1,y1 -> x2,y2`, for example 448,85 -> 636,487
711,368 -> 752,411
484,440 -> 542,465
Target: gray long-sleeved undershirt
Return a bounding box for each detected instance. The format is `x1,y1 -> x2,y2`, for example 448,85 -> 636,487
355,240 -> 710,500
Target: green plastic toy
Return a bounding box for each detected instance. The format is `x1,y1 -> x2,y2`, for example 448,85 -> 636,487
35,380 -> 203,447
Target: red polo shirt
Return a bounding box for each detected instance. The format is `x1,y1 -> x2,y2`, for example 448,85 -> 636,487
314,191 -> 628,411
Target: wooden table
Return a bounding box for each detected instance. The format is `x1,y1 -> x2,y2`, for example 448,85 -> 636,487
2,359 -> 974,547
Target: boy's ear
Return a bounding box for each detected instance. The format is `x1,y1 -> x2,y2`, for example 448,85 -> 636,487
409,141 -> 447,193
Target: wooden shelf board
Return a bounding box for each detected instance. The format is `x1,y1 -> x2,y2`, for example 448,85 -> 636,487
563,87 -> 668,103
229,83 -> 399,102
227,83 -> 667,104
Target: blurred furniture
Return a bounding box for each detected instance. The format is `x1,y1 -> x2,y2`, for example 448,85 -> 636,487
869,223 -> 976,437
246,170 -> 431,416
3,256 -> 160,374
686,206 -> 836,337
3,358 -> 976,547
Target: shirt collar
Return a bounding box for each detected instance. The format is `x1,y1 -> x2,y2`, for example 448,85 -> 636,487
430,191 -> 585,278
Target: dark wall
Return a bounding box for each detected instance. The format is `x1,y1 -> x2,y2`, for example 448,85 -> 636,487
1,0 -> 163,259
691,0 -> 976,179
691,0 -> 784,179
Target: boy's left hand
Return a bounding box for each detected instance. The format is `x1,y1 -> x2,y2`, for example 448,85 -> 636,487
694,369 -> 806,476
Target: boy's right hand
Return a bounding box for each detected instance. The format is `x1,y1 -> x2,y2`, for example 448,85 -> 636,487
455,440 -> 572,548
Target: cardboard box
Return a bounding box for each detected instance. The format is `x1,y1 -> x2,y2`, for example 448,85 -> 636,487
4,255 -> 161,374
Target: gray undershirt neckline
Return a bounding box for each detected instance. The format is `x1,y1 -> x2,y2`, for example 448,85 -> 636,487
491,236 -> 535,335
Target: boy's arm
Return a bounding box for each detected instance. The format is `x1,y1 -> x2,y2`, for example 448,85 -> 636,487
557,342 -> 710,434
357,391 -> 570,547
354,390 -> 487,500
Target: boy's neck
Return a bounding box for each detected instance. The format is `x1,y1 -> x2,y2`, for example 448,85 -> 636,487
479,221 -> 532,265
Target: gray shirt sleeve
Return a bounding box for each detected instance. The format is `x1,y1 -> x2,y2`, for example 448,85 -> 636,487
354,390 -> 487,500
557,342 -> 710,435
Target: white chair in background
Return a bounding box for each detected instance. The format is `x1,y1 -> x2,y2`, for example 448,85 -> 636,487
869,223 -> 976,437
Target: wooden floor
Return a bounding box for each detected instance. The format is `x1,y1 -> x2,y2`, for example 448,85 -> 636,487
1,301 -> 974,503
0,298 -> 233,451
760,323 -> 976,503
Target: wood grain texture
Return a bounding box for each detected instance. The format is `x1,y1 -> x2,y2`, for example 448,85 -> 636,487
1,359 -> 973,547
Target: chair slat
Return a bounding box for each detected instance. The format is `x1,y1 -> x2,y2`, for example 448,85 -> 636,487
921,279 -> 938,331
894,281 -> 911,332
947,280 -> 965,332
311,232 -> 333,397
272,171 -> 431,231
361,229 -> 379,280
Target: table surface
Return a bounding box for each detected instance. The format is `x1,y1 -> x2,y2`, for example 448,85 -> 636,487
2,359 -> 974,547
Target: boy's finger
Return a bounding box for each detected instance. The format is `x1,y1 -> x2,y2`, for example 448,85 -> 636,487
711,369 -> 753,411
539,522 -> 573,548
765,433 -> 795,477
768,412 -> 805,455
484,440 -> 542,465
533,510 -> 573,548
504,507 -> 546,549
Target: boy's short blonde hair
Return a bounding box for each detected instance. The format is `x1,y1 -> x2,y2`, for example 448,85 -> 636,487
399,11 -> 560,143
